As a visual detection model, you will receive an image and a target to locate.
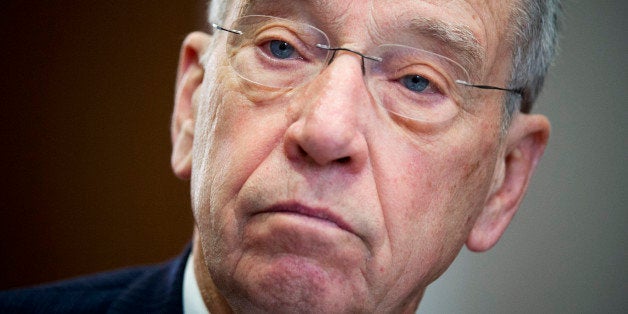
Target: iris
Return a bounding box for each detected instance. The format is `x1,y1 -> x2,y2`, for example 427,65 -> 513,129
401,75 -> 429,93
269,40 -> 295,59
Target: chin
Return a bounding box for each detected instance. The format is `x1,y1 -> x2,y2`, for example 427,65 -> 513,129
220,254 -> 372,313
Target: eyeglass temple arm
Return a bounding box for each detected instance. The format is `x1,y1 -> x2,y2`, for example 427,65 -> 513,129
457,80 -> 531,112
211,23 -> 243,35
455,80 -> 524,97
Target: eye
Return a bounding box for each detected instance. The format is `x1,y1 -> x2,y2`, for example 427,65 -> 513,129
268,40 -> 298,59
400,75 -> 431,93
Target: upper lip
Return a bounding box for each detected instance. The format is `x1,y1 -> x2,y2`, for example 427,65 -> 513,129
253,202 -> 354,234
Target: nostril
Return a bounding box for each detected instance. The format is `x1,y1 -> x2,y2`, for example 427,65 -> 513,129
298,145 -> 308,158
295,143 -> 352,165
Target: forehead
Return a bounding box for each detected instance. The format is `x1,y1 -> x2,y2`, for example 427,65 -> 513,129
237,0 -> 510,36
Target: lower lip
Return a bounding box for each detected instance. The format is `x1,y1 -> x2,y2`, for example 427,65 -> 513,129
254,211 -> 345,230
273,210 -> 343,227
243,211 -> 367,262
247,211 -> 356,240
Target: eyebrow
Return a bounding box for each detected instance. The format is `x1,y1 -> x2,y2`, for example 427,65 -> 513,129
408,17 -> 485,77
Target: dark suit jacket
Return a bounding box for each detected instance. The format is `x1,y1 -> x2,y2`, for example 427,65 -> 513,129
0,246 -> 190,314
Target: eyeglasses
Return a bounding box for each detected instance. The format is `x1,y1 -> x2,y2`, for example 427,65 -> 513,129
212,15 -> 523,124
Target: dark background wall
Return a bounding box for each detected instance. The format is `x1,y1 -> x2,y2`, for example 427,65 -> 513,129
1,1 -> 203,289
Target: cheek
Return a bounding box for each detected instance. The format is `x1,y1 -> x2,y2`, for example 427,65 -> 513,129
373,126 -> 499,278
191,79 -> 291,246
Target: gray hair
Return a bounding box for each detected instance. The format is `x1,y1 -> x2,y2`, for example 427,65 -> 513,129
207,0 -> 230,28
507,0 -> 562,117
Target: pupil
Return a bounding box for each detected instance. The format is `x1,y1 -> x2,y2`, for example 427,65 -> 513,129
402,75 -> 429,92
269,40 -> 295,59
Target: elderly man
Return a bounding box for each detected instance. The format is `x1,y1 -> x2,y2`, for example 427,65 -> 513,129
1,0 -> 560,312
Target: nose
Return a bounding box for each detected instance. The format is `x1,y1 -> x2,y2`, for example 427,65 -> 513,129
284,53 -> 369,172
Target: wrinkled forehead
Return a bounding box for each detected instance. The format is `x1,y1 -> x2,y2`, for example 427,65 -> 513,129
224,0 -> 511,76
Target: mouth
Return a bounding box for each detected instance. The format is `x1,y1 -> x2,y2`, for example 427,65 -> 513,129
253,202 -> 354,234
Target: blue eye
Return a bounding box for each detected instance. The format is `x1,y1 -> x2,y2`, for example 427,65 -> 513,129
269,40 -> 296,59
401,75 -> 430,93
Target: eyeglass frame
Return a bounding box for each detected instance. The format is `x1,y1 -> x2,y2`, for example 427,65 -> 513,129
211,15 -> 525,118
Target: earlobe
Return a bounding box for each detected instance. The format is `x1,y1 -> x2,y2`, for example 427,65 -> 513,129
466,114 -> 550,252
171,32 -> 211,180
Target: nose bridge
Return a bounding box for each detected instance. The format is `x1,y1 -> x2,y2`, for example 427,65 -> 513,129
284,52 -> 370,168
303,51 -> 368,128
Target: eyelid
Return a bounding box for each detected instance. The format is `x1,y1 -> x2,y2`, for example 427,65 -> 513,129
393,64 -> 450,95
373,45 -> 465,90
253,26 -> 315,61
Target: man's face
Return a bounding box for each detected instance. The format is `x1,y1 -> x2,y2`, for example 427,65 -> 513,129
188,0 -> 518,312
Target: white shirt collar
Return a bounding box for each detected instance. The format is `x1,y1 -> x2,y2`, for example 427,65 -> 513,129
183,251 -> 210,314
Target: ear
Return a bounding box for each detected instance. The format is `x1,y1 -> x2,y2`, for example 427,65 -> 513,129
171,32 -> 211,180
466,113 -> 550,252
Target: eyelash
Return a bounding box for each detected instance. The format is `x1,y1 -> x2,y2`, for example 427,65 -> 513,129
394,64 -> 446,94
254,30 -> 309,61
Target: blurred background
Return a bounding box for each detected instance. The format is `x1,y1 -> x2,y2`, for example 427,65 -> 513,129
1,1 -> 625,313
0,1 -> 201,288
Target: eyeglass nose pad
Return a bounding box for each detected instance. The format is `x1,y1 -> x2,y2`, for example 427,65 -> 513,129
327,50 -> 336,64
325,50 -> 367,75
